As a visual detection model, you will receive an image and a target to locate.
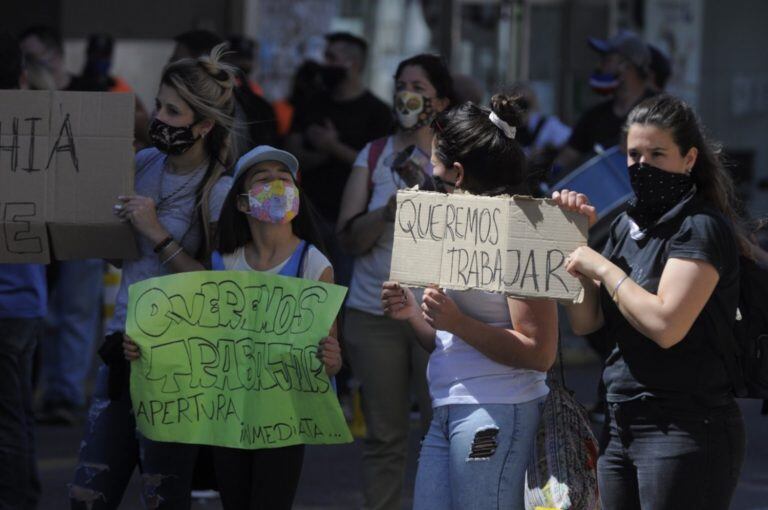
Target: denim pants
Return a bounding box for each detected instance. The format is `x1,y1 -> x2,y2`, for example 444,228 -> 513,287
0,318 -> 42,510
43,259 -> 103,407
598,397 -> 745,510
413,398 -> 545,510
71,363 -> 199,509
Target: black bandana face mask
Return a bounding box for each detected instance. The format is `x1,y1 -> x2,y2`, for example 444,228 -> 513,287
627,162 -> 693,228
149,117 -> 200,155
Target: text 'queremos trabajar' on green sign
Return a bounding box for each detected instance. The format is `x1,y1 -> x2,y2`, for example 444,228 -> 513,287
126,270 -> 351,449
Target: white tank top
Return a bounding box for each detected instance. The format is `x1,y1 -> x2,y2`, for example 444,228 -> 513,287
427,289 -> 549,407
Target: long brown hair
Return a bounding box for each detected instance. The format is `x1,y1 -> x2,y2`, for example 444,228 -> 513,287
160,43 -> 236,257
623,94 -> 754,258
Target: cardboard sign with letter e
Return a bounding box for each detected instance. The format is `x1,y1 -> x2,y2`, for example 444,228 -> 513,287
0,90 -> 137,263
390,190 -> 589,302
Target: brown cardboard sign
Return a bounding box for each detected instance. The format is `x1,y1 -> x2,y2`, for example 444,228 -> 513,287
0,90 -> 137,263
389,190 -> 589,302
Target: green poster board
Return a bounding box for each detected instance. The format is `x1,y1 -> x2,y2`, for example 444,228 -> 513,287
126,270 -> 352,449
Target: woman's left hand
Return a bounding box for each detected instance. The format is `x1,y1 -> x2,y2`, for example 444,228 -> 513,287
114,195 -> 166,241
317,335 -> 342,376
565,246 -> 608,281
421,287 -> 463,332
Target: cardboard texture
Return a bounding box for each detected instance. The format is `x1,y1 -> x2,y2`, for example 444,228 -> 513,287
390,190 -> 589,302
0,90 -> 137,263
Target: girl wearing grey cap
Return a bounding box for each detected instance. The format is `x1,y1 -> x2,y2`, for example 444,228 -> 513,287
209,145 -> 342,509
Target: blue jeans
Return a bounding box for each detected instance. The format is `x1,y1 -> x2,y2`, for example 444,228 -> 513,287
598,397 -> 745,510
413,398 -> 545,510
43,259 -> 103,407
0,318 -> 42,510
71,363 -> 199,509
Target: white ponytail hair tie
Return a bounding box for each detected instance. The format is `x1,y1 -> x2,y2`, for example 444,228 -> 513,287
488,111 -> 516,139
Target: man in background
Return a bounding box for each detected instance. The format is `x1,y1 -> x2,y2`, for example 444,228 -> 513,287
286,32 -> 393,288
555,30 -> 654,174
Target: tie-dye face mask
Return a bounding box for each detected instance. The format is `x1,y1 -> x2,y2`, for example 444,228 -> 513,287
243,180 -> 300,224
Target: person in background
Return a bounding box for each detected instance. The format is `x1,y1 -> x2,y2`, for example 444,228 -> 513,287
555,31 -> 654,174
272,60 -> 325,140
69,33 -> 151,149
224,34 -> 264,96
172,29 -> 277,159
286,31 -> 393,289
0,31 -> 45,510
507,82 -> 572,196
70,33 -> 132,92
648,44 -> 672,92
509,82 -> 571,154
381,93 -> 557,509
336,54 -> 454,510
554,94 -> 747,509
70,44 -> 235,509
19,26 -> 106,427
19,25 -> 73,90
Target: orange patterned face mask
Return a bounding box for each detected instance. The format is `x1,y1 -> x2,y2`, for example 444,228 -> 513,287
242,180 -> 300,224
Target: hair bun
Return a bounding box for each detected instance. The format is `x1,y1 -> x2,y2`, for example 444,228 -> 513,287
489,93 -> 526,129
197,42 -> 237,91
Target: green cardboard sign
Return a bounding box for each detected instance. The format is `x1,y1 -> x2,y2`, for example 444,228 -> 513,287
126,270 -> 352,449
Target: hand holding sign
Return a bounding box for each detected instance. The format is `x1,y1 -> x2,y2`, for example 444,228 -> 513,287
564,246 -> 607,281
317,336 -> 342,376
421,287 -> 463,332
381,281 -> 418,320
550,189 -> 597,228
115,195 -> 166,243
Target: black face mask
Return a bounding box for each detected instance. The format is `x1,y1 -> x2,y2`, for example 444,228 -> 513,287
317,65 -> 347,92
149,118 -> 200,155
627,162 -> 693,228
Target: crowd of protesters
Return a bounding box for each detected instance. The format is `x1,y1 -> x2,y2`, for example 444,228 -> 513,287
0,22 -> 761,510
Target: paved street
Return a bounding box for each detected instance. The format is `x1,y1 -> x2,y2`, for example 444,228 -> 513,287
36,359 -> 768,509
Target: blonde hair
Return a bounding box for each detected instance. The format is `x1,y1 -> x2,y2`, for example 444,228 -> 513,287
160,42 -> 236,257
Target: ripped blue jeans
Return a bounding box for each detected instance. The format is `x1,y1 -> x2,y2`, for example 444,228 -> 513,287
413,398 -> 545,510
70,363 -> 199,509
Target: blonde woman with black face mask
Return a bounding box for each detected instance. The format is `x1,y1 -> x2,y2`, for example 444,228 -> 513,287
71,44 -> 235,510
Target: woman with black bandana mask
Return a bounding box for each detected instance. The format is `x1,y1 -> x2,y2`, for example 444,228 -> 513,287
71,45 -> 235,509
553,94 -> 751,509
335,54 -> 454,510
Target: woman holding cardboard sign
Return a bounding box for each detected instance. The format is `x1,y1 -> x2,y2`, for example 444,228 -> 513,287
336,53 -> 455,510
72,45 -> 235,509
553,94 -> 747,509
382,94 -> 558,509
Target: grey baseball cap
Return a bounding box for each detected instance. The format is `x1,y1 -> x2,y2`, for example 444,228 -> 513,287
234,145 -> 299,179
588,30 -> 651,71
